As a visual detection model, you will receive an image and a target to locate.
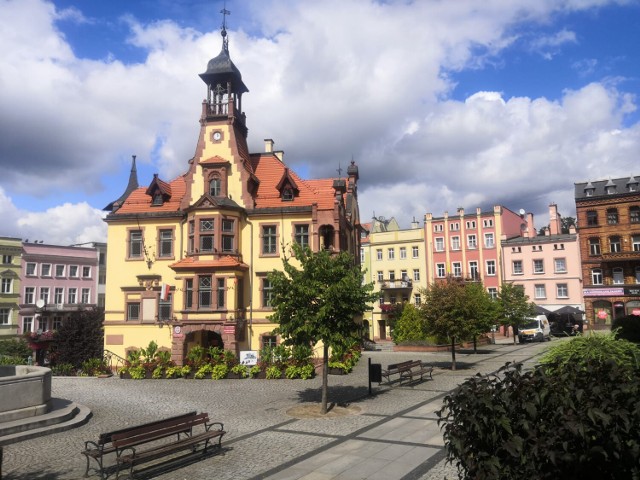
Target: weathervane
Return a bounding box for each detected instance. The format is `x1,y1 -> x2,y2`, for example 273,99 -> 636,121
336,162 -> 342,177
220,1 -> 230,52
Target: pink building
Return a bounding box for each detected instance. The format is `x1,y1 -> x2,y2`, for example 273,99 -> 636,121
424,206 -> 524,297
501,204 -> 584,315
19,242 -> 100,337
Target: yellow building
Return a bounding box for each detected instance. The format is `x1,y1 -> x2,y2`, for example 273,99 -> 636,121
361,217 -> 425,341
103,25 -> 361,364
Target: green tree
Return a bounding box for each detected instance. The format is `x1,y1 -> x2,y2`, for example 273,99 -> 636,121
497,282 -> 536,343
462,281 -> 499,353
48,307 -> 104,368
561,216 -> 576,234
421,277 -> 475,370
392,303 -> 428,344
269,243 -> 376,414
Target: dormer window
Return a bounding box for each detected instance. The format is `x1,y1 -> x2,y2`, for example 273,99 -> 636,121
210,178 -> 221,197
606,186 -> 616,194
282,188 -> 294,201
276,168 -> 299,202
585,188 -> 594,197
152,192 -> 163,205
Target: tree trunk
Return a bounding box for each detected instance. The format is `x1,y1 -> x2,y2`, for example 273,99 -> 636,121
473,335 -> 477,354
513,324 -> 517,344
321,343 -> 329,414
451,337 -> 456,371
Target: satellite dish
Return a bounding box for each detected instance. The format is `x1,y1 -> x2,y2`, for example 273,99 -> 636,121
519,209 -> 526,216
36,299 -> 45,308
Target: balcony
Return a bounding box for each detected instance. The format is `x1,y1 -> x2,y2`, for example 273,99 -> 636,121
379,278 -> 412,290
600,250 -> 640,262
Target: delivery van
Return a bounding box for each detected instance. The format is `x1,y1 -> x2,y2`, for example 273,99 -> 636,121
518,315 -> 551,343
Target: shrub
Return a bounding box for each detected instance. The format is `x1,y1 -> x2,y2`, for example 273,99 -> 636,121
612,314 -> 640,343
211,364 -> 229,379
47,308 -> 104,369
80,358 -> 110,376
195,364 -> 214,379
231,364 -> 248,378
285,365 -> 299,379
249,365 -> 262,378
152,366 -> 164,379
298,363 -> 315,379
392,304 -> 429,344
0,338 -> 32,359
437,360 -> 640,479
51,363 -> 75,376
164,366 -> 183,378
265,365 -> 282,379
128,365 -> 146,379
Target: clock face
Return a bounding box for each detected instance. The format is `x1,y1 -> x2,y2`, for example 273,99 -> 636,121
213,131 -> 222,141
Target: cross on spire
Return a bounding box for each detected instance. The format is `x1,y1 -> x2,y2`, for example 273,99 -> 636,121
220,2 -> 231,51
336,163 -> 343,177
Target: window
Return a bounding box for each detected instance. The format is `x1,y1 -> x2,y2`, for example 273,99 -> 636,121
52,316 -> 63,330
554,258 -> 567,273
158,293 -> 172,321
152,192 -> 163,205
81,288 -> 90,304
484,233 -> 494,248
449,222 -> 459,231
129,230 -> 143,258
200,219 -> 215,252
82,266 -> 91,278
24,287 -> 35,304
1,278 -> 12,294
282,188 -> 294,201
610,236 -> 621,253
534,284 -> 546,299
469,261 -> 479,280
488,287 -> 498,299
222,219 -> 235,252
0,308 -> 9,325
188,220 -> 195,253
262,225 -> 277,255
209,177 -> 221,196
466,220 -> 476,229
413,269 -> 420,281
434,224 -> 443,232
452,262 -> 462,277
388,248 -> 395,260
40,287 -> 50,304
184,279 -> 193,309
486,260 -> 496,276
26,262 -> 36,276
389,271 -> 396,281
412,246 -> 419,258
399,247 -> 407,259
633,235 -> 640,252
360,248 -> 365,263
262,278 -> 273,308
533,259 -> 544,274
23,316 -> 33,333
401,270 -> 409,282
376,249 -> 383,261
377,271 -> 384,282
41,264 -> 51,277
467,235 -> 477,249
587,211 -> 598,226
127,302 -> 140,321
262,335 -> 277,348
217,278 -> 225,308
414,294 -> 421,306
607,208 -> 619,224
55,265 -> 65,277
512,260 -> 523,274
606,184 -> 616,194
612,268 -> 624,285
483,219 -> 494,228
630,206 -> 640,223
436,263 -> 446,278
589,238 -> 601,255
294,224 -> 309,249
158,230 -> 173,257
2,255 -> 12,265
68,288 -> 77,304
556,283 -> 568,298
591,268 -> 603,285
451,236 -> 460,250
636,266 -> 640,284
435,237 -> 444,252
54,288 -> 63,305
199,276 -> 212,308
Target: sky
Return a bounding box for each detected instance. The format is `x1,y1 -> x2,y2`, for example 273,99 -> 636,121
1,0 -> 640,245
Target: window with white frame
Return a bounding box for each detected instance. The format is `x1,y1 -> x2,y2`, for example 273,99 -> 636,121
0,308 -> 10,325
414,294 -> 421,306
613,268 -> 624,284
452,262 -> 462,277
26,262 -> 36,276
488,287 -> 498,299
1,255 -> 12,265
1,278 -> 12,294
360,248 -> 365,263
589,238 -> 601,255
81,288 -> 90,304
533,259 -> 544,274
512,260 -> 523,274
41,264 -> 51,277
467,234 -> 477,249
451,236 -> 460,250
486,260 -> 496,276
68,288 -> 77,304
556,283 -> 568,298
436,263 -> 446,278
69,265 -> 79,277
200,219 -> 215,253
54,288 -> 64,304
412,246 -> 419,258
554,258 -> 567,273
40,287 -> 50,304
469,261 -> 478,280
435,237 -> 444,252
633,235 -> 640,252
400,270 -> 408,281
82,266 -> 91,278
630,206 -> 640,223
23,316 -> 33,333
24,287 -> 35,304
610,236 -> 621,253
389,271 -> 396,281
52,316 -> 63,330
483,219 -> 494,228
591,268 -> 603,285
262,278 -> 273,308
262,225 -> 277,255
434,224 -> 443,232
534,284 -> 546,299
399,247 -> 407,259
484,233 -> 494,248
55,265 -> 65,277
466,220 -> 476,229
376,249 -> 383,260
158,293 -> 173,320
413,269 -> 420,281
377,271 -> 383,282
388,248 -> 395,260
158,229 -> 173,257
129,230 -> 143,258
449,222 -> 459,231
293,224 -> 309,249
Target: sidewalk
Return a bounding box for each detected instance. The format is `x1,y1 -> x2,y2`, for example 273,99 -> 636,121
1,340 -> 551,480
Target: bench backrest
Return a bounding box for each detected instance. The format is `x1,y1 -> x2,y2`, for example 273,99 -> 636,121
112,412 -> 209,449
387,360 -> 413,371
97,411 -> 198,446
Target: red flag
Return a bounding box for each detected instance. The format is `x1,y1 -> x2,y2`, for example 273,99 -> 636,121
160,283 -> 170,301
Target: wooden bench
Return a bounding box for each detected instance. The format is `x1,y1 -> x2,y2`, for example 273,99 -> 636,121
381,360 -> 414,385
112,412 -> 225,479
399,360 -> 433,384
82,411 -> 197,479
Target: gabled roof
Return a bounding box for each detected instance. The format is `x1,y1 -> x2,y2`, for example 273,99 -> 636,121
145,174 -> 172,197
112,176 -> 186,215
275,168 -> 299,193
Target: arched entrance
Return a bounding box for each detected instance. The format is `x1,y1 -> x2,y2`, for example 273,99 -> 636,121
182,329 -> 224,359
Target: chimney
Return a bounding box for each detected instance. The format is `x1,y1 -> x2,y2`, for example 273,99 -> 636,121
548,203 -> 561,235
526,213 -> 536,238
411,217 -> 420,229
264,139 -> 274,153
274,150 -> 284,162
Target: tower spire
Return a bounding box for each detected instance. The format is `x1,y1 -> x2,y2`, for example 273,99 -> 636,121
220,2 -> 230,53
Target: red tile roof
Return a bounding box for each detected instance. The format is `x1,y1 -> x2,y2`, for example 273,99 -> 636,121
116,176 -> 186,214
170,255 -> 249,271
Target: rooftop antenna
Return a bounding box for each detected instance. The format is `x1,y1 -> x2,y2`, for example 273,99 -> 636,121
220,1 -> 230,52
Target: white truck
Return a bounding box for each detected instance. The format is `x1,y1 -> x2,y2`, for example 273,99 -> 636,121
517,315 -> 551,343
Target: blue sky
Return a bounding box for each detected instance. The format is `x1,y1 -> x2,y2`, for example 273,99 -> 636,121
1,0 -> 639,244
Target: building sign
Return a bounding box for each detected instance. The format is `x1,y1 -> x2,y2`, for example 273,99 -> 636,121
626,288 -> 640,296
223,325 -> 235,334
633,309 -> 640,316
583,288 -> 624,297
597,310 -> 608,319
240,350 -> 257,365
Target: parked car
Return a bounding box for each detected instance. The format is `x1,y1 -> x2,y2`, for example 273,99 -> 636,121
518,315 -> 551,343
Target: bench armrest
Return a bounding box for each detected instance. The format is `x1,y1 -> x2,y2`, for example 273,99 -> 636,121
116,446 -> 136,460
83,440 -> 100,452
205,422 -> 224,432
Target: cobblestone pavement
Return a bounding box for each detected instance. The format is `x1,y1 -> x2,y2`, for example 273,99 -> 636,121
1,338 -> 551,480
